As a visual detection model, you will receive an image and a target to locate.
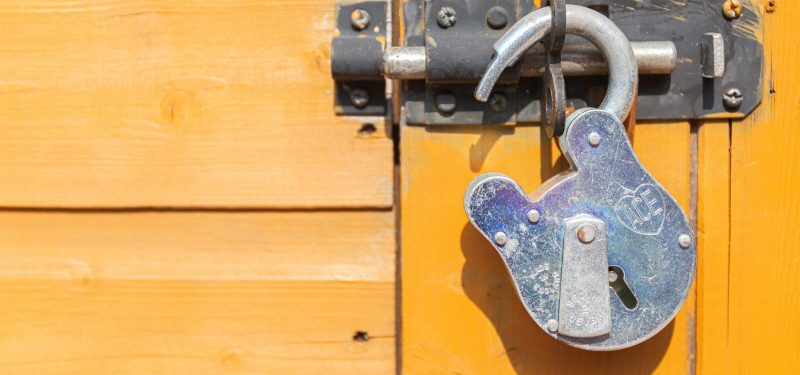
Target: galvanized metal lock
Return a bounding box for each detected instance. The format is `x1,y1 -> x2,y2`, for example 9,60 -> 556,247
464,5 -> 695,351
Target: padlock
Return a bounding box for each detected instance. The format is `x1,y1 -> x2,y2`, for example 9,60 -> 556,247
465,5 -> 695,351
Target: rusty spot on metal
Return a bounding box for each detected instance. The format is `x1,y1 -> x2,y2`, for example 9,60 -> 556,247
722,0 -> 743,19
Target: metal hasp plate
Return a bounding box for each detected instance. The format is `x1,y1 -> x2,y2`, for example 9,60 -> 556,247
464,109 -> 696,350
331,1 -> 387,115
396,0 -> 763,125
559,215 -> 612,338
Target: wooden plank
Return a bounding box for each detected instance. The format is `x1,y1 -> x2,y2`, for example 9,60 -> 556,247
696,121 -> 731,374
728,0 -> 800,372
401,122 -> 693,374
0,211 -> 396,374
0,211 -> 395,282
0,0 -> 393,208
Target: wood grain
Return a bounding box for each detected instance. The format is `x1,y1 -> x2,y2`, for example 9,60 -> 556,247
727,0 -> 800,371
0,211 -> 396,374
401,122 -> 693,374
0,0 -> 393,208
696,121 -> 731,374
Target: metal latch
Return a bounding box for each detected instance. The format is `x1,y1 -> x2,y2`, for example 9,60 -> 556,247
331,0 -> 764,125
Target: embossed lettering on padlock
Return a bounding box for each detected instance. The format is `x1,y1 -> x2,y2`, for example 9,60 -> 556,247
466,5 -> 695,351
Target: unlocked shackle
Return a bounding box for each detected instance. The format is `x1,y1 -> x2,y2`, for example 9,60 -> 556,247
475,5 -> 638,122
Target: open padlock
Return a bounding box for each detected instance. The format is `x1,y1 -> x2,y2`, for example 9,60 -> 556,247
465,5 -> 695,351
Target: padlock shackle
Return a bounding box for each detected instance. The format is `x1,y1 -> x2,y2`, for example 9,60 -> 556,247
475,5 -> 638,122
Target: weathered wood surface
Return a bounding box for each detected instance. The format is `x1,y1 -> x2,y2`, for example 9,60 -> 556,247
0,0 -> 393,209
0,0 -> 398,373
696,121 -> 731,374
723,0 -> 800,372
0,211 -> 396,373
401,123 -> 694,374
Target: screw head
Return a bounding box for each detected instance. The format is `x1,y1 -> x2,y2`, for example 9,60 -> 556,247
546,319 -> 559,333
350,88 -> 370,109
527,209 -> 541,224
577,224 -> 596,244
486,6 -> 509,29
488,92 -> 509,113
608,269 -> 619,283
723,0 -> 743,19
588,132 -> 601,147
723,88 -> 744,109
679,234 -> 693,249
434,90 -> 457,115
350,9 -> 371,31
494,232 -> 508,246
437,7 -> 457,28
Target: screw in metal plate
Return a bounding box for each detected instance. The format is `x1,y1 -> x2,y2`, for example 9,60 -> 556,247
678,234 -> 692,249
349,88 -> 370,109
488,92 -> 509,113
577,224 -> 596,244
722,0 -> 743,20
546,319 -> 559,333
608,269 -> 619,283
494,232 -> 508,246
350,9 -> 371,31
527,209 -> 541,224
434,90 -> 458,115
486,6 -> 509,29
588,132 -> 601,147
723,88 -> 744,109
437,7 -> 457,29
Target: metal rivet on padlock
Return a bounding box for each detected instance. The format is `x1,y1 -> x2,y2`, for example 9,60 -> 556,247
466,4 -> 695,351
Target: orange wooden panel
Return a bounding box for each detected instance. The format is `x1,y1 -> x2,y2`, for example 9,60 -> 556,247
0,211 -> 395,374
401,122 -> 694,374
696,121 -> 731,374
0,0 -> 392,208
727,0 -> 800,372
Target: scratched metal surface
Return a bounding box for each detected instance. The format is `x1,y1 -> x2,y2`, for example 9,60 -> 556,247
464,109 -> 695,350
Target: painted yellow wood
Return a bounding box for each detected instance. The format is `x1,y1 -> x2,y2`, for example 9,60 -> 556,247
0,211 -> 395,374
401,122 -> 694,374
696,121 -> 731,374
726,0 -> 800,372
0,0 -> 392,208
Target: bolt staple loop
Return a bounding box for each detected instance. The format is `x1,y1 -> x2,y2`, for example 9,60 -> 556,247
542,0 -> 567,137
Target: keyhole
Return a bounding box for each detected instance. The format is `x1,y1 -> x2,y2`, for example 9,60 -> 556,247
608,265 -> 638,310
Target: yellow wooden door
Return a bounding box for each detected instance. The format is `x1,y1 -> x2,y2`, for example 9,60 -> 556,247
0,1 -> 395,373
0,0 -> 796,374
401,0 -> 799,374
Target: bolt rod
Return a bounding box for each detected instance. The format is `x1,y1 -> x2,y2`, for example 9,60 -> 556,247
383,41 -> 676,80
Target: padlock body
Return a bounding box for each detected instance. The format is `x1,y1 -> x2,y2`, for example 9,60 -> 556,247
464,109 -> 695,350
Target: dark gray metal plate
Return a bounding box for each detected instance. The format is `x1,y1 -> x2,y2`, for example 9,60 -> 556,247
332,1 -> 387,116
403,0 -> 763,125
